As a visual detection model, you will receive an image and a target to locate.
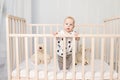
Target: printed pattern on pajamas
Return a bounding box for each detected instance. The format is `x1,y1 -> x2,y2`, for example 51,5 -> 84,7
56,30 -> 76,70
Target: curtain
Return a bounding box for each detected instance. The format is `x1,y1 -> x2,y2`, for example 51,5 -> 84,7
0,0 -> 4,24
5,0 -> 31,22
0,0 -> 31,79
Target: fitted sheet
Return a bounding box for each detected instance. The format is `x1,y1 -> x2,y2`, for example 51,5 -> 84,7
12,59 -> 118,79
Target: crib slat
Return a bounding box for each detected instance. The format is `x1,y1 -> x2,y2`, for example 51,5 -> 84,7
117,21 -> 120,80
25,37 -> 29,80
44,37 -> 48,80
11,18 -> 16,69
18,20 -> 20,62
110,38 -> 114,80
96,27 -> 99,59
116,25 -> 119,73
29,25 -> 33,57
6,15 -> 12,80
106,24 -> 109,63
18,20 -> 22,63
50,25 -> 53,57
115,21 -> 118,72
82,38 -> 85,80
104,25 -> 107,64
53,38 -> 57,80
20,19 -> 25,63
21,21 -> 26,63
63,37 -> 66,80
34,37 -> 38,80
9,18 -> 14,70
91,38 -> 95,80
101,38 -> 105,80
43,25 -> 48,80
118,38 -> 120,80
8,19 -> 11,68
72,38 -> 76,80
115,39 -> 118,71
16,37 -> 20,80
13,18 -> 17,70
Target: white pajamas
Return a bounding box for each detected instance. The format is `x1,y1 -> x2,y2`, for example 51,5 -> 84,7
56,30 -> 76,57
56,30 -> 77,70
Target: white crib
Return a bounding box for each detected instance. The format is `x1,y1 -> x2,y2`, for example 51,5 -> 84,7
6,15 -> 120,80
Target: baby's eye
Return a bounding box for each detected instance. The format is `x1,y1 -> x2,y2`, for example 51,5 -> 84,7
70,24 -> 73,26
66,23 -> 68,25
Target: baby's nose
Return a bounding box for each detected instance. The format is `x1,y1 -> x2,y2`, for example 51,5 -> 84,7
39,47 -> 42,49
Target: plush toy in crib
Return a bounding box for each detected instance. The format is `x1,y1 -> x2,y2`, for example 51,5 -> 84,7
75,45 -> 91,65
31,44 -> 52,64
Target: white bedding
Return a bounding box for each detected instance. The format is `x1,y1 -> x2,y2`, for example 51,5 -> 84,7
12,59 -> 118,79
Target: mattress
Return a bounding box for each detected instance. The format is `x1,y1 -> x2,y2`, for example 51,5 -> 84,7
12,59 -> 118,79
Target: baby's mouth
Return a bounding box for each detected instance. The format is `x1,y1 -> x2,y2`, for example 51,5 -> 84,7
67,28 -> 70,30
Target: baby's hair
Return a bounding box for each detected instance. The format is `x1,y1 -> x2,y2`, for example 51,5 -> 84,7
64,16 -> 75,27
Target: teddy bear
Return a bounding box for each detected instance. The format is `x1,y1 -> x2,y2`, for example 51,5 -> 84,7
31,44 -> 52,65
75,45 -> 91,65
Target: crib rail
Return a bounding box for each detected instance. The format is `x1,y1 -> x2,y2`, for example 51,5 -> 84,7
9,34 -> 120,37
6,15 -> 120,80
104,16 -> 120,22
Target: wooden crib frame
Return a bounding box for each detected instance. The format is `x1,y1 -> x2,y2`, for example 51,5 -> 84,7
6,15 -> 120,80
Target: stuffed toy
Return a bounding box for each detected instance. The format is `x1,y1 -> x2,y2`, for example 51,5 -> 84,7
75,45 -> 91,65
31,44 -> 52,64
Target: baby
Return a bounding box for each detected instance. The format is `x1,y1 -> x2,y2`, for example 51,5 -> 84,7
53,16 -> 79,70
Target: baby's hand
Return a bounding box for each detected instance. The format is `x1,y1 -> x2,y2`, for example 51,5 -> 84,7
53,32 -> 58,36
74,33 -> 80,41
74,33 -> 78,36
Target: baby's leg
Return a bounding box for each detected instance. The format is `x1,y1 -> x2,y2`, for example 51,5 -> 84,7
58,54 -> 72,70
58,55 -> 63,70
66,54 -> 72,69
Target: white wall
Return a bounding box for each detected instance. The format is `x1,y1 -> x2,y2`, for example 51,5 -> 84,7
32,0 -> 120,24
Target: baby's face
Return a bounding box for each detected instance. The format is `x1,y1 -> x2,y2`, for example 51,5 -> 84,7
64,18 -> 74,32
